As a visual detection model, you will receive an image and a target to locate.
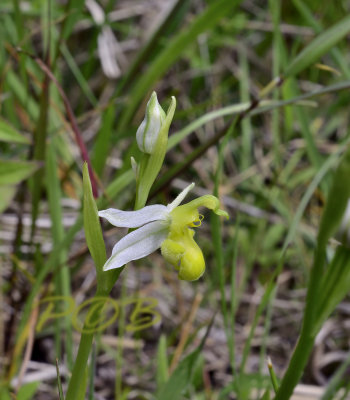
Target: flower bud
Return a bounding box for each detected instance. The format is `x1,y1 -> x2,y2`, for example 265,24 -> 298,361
136,92 -> 166,154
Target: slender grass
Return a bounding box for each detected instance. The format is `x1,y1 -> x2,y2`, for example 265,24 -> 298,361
239,47 -> 252,171
46,145 -> 73,369
269,0 -> 281,167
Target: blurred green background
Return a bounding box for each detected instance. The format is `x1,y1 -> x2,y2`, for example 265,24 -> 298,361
1,0 -> 350,399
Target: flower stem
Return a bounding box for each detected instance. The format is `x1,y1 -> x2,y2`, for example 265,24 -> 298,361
65,330 -> 94,400
65,268 -> 123,400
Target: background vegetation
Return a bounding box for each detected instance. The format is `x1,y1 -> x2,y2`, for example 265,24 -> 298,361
1,0 -> 350,399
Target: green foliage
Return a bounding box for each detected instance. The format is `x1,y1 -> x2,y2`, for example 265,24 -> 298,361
156,335 -> 169,388
83,163 -> 107,277
0,118 -> 30,144
0,160 -> 39,185
16,382 -> 40,400
156,341 -> 203,400
0,185 -> 17,213
3,0 -> 350,399
118,0 -> 242,129
284,14 -> 350,78
318,146 -> 350,248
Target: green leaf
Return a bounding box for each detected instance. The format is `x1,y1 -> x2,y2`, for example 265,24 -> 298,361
156,347 -> 201,400
317,145 -> 350,248
0,118 -> 30,144
260,390 -> 271,400
218,373 -> 270,400
91,104 -> 114,176
103,169 -> 134,203
156,335 -> 169,388
292,0 -> 350,78
316,246 -> 350,332
321,350 -> 350,400
17,381 -> 40,400
83,162 -> 121,294
0,160 -> 39,185
46,145 -> 73,368
156,320 -> 213,400
284,14 -> 350,77
60,44 -> 97,107
83,163 -> 107,284
0,386 -> 12,400
60,0 -> 85,41
0,185 -> 16,213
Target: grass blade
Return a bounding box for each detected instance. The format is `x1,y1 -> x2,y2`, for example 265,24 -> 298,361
284,14 -> 350,78
118,0 -> 242,130
156,335 -> 169,388
46,145 -> 73,368
156,319 -> 213,400
0,160 -> 39,185
55,359 -> 64,400
0,118 -> 30,144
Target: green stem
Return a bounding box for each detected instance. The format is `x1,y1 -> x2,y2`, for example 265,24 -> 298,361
65,270 -> 122,400
274,334 -> 315,400
65,330 -> 95,400
274,246 -> 325,399
267,357 -> 279,394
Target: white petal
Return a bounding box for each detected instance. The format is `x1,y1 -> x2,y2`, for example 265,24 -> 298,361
99,205 -> 169,228
103,221 -> 169,271
167,183 -> 195,211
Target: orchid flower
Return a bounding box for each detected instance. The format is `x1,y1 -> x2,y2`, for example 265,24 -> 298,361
98,183 -> 228,281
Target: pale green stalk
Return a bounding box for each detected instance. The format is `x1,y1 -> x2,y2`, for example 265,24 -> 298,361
66,96 -> 168,397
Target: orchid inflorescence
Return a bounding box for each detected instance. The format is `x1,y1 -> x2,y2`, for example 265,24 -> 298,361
99,92 -> 228,281
99,183 -> 228,281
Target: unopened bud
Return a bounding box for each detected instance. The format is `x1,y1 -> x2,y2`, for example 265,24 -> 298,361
136,92 -> 166,154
